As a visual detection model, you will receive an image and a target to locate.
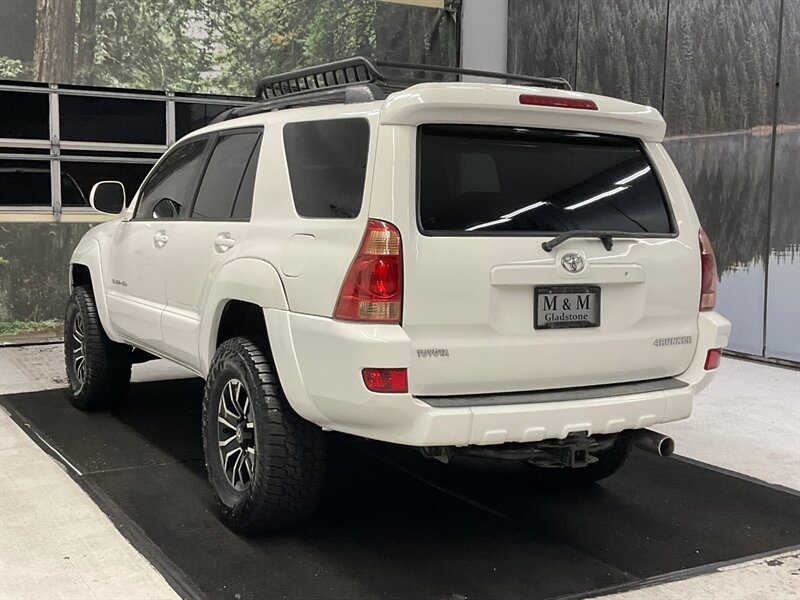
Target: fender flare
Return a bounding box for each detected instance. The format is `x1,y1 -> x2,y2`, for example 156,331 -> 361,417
69,239 -> 124,343
198,257 -> 289,374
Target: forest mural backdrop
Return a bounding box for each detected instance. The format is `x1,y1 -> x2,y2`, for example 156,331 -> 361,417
508,0 -> 799,362
0,0 -> 456,337
0,0 -> 457,95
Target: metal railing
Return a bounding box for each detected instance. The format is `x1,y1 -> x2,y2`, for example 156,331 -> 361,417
0,81 -> 251,221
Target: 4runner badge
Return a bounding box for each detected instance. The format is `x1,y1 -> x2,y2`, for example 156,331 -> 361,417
653,336 -> 693,347
561,253 -> 585,273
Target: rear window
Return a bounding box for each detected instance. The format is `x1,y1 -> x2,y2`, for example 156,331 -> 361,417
283,118 -> 369,219
418,125 -> 674,235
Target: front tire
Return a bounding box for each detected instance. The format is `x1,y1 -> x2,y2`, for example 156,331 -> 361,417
64,285 -> 132,410
202,337 -> 326,532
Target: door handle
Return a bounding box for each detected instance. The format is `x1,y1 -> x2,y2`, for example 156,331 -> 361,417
214,234 -> 236,252
153,232 -> 169,248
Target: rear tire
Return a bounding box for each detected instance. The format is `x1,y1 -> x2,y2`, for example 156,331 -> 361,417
202,337 -> 326,532
524,433 -> 632,488
64,285 -> 132,410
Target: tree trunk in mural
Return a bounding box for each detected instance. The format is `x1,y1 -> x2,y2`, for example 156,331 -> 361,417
33,0 -> 77,83
75,0 -> 96,84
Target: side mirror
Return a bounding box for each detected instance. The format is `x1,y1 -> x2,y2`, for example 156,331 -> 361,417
89,181 -> 126,214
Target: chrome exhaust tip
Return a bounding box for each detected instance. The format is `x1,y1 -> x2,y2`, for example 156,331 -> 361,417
632,429 -> 675,457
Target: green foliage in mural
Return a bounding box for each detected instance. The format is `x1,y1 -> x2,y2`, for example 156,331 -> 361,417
664,0 -> 780,135
0,0 -> 456,96
575,0 -> 666,111
202,0 -> 379,96
0,56 -> 32,79
0,223 -> 93,322
0,319 -> 62,338
89,0 -> 216,91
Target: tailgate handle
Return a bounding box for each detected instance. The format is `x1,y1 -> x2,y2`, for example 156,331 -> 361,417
491,263 -> 645,286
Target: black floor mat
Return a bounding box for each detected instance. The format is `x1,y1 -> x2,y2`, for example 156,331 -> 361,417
3,380 -> 799,600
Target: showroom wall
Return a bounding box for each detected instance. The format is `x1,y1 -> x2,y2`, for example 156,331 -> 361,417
508,0 -> 800,363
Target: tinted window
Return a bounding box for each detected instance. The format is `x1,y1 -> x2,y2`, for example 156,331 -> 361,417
0,160 -> 51,206
231,142 -> 260,220
284,119 -> 369,218
175,103 -> 237,138
0,91 -> 49,139
60,95 -> 166,144
60,161 -> 154,207
418,125 -> 674,235
192,132 -> 260,220
135,138 -> 207,219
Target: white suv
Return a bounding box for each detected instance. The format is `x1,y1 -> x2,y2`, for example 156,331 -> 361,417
65,59 -> 730,531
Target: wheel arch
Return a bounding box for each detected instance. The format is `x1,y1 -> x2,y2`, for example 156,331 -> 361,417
199,258 -> 289,375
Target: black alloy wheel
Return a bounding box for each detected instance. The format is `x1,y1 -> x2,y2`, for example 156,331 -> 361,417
203,337 -> 326,532
64,285 -> 131,410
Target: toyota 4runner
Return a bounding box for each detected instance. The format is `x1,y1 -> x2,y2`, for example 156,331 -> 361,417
65,58 -> 730,531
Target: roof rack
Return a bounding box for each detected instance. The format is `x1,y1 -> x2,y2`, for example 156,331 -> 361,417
212,57 -> 571,123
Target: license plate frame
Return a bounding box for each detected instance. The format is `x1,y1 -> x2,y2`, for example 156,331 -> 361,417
534,285 -> 601,330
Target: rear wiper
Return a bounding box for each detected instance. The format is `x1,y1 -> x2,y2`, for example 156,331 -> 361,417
542,230 -> 637,252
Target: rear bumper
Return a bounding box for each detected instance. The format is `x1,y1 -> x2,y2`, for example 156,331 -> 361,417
265,309 -> 731,447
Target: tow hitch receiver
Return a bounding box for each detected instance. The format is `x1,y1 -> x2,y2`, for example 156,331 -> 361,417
421,432 -> 616,467
536,435 -> 596,468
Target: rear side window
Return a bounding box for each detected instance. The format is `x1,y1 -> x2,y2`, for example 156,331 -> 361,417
192,131 -> 261,220
283,118 -> 369,218
418,125 -> 674,235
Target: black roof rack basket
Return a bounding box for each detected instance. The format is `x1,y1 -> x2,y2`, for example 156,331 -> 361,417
214,57 -> 571,123
256,57 -> 389,101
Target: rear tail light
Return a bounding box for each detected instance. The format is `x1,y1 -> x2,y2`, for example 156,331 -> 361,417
699,228 -> 718,311
334,219 -> 403,323
704,348 -> 723,370
362,368 -> 408,393
519,94 -> 598,110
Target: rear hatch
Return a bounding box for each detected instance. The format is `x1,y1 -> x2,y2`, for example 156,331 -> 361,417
400,122 -> 699,397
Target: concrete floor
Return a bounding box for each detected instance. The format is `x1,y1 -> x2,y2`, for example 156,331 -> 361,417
657,360 -> 800,491
0,344 -> 798,599
1,344 -> 182,600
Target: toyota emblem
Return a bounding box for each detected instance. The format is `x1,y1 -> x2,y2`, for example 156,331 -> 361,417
561,253 -> 585,273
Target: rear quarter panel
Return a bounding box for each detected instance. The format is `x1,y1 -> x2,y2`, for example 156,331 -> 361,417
248,108 -> 381,318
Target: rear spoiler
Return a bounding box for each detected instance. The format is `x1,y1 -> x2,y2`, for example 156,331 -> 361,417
380,83 -> 667,143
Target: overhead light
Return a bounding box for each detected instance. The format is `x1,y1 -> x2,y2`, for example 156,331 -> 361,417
615,166 -> 651,186
566,186 -> 628,211
502,201 -> 546,219
466,217 -> 511,231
